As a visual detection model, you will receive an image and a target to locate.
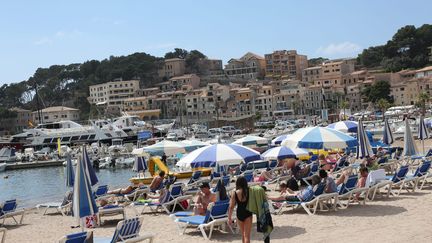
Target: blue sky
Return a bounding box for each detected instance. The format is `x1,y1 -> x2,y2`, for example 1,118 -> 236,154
1,0 -> 431,84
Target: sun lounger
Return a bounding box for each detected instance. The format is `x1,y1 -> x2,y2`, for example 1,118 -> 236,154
37,191 -> 73,216
336,175 -> 367,209
93,217 -> 154,243
98,205 -> 126,226
404,161 -> 431,191
174,199 -> 233,240
132,183 -> 193,214
58,231 -> 93,243
272,183 -> 337,215
94,185 -> 109,198
0,199 -> 25,226
0,228 -> 6,243
385,165 -> 410,196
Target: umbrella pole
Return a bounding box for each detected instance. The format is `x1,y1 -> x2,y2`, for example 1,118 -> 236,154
422,139 -> 425,155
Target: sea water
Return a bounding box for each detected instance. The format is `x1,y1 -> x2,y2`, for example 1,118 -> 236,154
0,167 -> 137,208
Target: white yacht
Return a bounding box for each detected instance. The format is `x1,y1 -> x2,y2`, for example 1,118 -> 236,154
11,120 -> 128,147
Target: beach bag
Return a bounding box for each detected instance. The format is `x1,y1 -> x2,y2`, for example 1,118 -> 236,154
85,214 -> 98,228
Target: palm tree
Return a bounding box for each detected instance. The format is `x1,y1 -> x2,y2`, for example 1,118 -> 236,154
377,98 -> 391,121
340,101 -> 349,120
417,92 -> 430,116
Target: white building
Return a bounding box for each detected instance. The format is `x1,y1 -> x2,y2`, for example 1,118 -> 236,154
88,79 -> 140,107
32,106 -> 80,124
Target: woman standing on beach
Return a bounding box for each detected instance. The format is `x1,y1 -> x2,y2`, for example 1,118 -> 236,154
228,176 -> 253,243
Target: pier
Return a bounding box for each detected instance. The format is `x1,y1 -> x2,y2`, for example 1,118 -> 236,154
5,160 -> 65,171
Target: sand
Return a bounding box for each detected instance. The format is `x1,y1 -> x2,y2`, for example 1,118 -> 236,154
2,185 -> 432,243
3,139 -> 432,242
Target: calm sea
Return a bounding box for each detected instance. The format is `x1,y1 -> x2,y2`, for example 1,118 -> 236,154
0,167 -> 138,208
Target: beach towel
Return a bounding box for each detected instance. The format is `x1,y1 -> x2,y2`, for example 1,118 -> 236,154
246,186 -> 273,241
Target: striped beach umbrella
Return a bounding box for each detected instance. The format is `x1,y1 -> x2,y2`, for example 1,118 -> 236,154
232,135 -> 268,147
356,119 -> 373,159
176,144 -> 261,168
82,146 -> 98,186
132,156 -> 147,172
143,140 -> 186,156
72,156 -> 98,223
262,147 -> 309,160
281,127 -> 357,149
180,140 -> 210,152
418,116 -> 429,154
327,121 -> 358,133
65,154 -> 75,187
271,134 -> 291,146
403,118 -> 419,157
382,118 -> 394,145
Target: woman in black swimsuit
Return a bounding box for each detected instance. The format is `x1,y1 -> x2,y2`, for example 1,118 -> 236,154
228,176 -> 253,243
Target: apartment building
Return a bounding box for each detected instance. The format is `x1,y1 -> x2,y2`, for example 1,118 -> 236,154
224,52 -> 266,81
265,50 -> 308,80
391,66 -> 432,106
32,106 -> 79,124
88,79 -> 140,108
157,74 -> 201,92
302,66 -> 322,83
158,58 -> 186,78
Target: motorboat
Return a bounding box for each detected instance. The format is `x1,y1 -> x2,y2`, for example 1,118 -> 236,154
0,163 -> 6,172
11,120 -> 128,147
0,147 -> 17,163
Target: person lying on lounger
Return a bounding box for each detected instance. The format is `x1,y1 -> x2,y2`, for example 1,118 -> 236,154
107,183 -> 145,195
149,171 -> 165,191
268,175 -> 321,202
254,168 -> 274,182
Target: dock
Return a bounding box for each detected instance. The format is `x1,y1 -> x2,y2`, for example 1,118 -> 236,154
5,160 -> 65,171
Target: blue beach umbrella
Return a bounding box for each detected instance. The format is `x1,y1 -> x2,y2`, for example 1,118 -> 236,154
403,118 -> 419,157
65,154 -> 75,187
271,134 -> 291,146
72,157 -> 98,225
382,118 -> 394,145
418,116 -> 429,154
176,144 -> 261,168
356,119 -> 373,159
133,156 -> 147,172
82,146 -> 98,186
281,127 -> 357,149
262,147 -> 309,160
327,121 -> 358,133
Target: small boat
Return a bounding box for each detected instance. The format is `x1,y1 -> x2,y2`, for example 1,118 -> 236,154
0,163 -> 6,172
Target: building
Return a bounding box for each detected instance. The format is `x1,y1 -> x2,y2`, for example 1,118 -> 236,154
302,66 -> 322,83
265,50 -> 308,80
32,106 -> 80,124
158,58 -> 186,78
88,79 -> 140,109
224,52 -> 266,81
0,108 -> 32,135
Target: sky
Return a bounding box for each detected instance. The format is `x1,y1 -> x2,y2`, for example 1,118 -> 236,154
1,0 -> 431,85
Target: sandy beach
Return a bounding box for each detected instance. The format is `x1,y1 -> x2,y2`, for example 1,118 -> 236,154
3,140 -> 432,242
2,184 -> 431,243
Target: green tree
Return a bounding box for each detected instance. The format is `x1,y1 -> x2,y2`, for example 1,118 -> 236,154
376,98 -> 391,121
417,92 -> 430,116
340,101 -> 349,120
164,48 -> 188,59
358,24 -> 432,71
361,80 -> 393,103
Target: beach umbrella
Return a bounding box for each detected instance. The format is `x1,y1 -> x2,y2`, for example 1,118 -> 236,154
143,140 -> 186,156
176,144 -> 261,168
418,116 -> 429,154
271,134 -> 291,146
281,127 -> 357,149
327,121 -> 358,133
180,140 -> 210,152
65,154 -> 75,187
72,157 -> 98,227
262,147 -> 309,160
132,156 -> 147,172
82,146 -> 98,186
382,118 -> 394,145
232,135 -> 268,147
403,118 -> 419,157
356,119 -> 373,159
